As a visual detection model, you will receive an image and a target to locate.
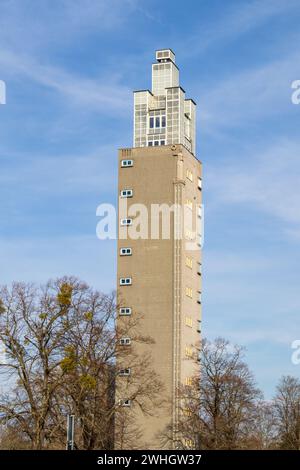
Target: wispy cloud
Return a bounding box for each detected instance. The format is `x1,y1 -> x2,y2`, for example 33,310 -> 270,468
182,0 -> 300,57
0,0 -> 139,51
0,49 -> 131,113
206,138 -> 300,235
198,49 -> 300,133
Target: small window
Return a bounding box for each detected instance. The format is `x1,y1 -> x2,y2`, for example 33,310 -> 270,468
185,346 -> 193,358
154,141 -> 159,146
119,307 -> 132,316
119,278 -> 132,286
155,116 -> 160,128
160,140 -> 165,145
120,219 -> 132,226
121,159 -> 133,167
186,169 -> 193,182
184,438 -> 194,449
198,177 -> 202,190
197,319 -> 201,333
197,262 -> 202,275
198,206 -> 202,218
185,257 -> 193,269
119,368 -> 131,376
185,229 -> 194,240
197,291 -> 202,304
148,141 -> 153,146
120,247 -> 132,256
149,117 -> 154,129
185,287 -> 193,298
186,199 -> 193,210
119,399 -> 131,407
119,337 -> 131,346
185,316 -> 193,327
161,115 -> 166,127
185,377 -> 193,386
120,189 -> 133,198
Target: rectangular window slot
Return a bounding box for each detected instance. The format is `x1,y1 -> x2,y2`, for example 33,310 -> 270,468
197,262 -> 202,275
119,399 -> 131,407
120,219 -> 132,226
185,346 -> 193,358
119,368 -> 131,376
121,159 -> 133,167
120,248 -> 132,256
186,169 -> 193,182
119,337 -> 131,345
119,278 -> 132,286
185,377 -> 193,386
120,189 -> 133,198
185,287 -> 193,298
119,307 -> 132,315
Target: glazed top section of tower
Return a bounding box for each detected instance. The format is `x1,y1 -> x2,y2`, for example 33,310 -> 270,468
133,49 -> 196,155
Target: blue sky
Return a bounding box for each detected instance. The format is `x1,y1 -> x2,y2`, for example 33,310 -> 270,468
0,0 -> 300,398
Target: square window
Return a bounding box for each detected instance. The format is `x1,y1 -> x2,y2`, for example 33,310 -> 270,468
148,141 -> 153,146
160,140 -> 165,145
154,141 -> 159,146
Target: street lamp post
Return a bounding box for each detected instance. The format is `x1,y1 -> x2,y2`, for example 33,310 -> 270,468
66,414 -> 75,450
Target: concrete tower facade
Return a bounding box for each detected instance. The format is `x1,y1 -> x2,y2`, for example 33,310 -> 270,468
116,50 -> 202,449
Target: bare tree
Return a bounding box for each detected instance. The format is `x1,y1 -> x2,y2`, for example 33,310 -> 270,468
0,277 -> 164,450
170,338 -> 263,450
0,279 -> 75,449
273,375 -> 300,450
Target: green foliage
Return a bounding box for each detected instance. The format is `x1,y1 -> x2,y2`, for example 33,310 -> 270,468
39,313 -> 47,320
84,311 -> 93,321
0,298 -> 5,315
60,345 -> 76,373
79,374 -> 97,390
57,283 -> 73,309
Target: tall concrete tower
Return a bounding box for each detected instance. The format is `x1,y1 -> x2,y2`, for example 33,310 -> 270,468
116,49 -> 202,449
